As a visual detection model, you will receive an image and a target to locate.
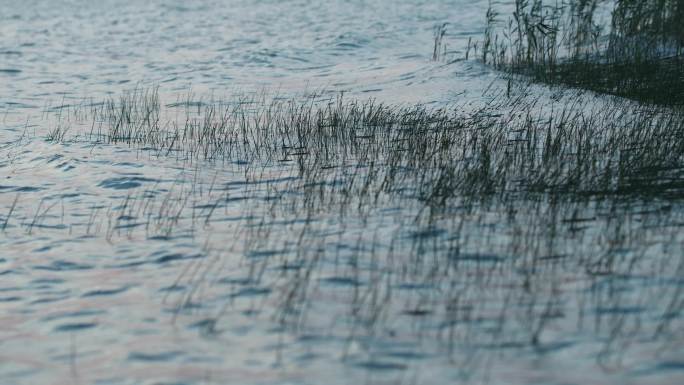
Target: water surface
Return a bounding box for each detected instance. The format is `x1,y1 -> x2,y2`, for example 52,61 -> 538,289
1,1 -> 683,385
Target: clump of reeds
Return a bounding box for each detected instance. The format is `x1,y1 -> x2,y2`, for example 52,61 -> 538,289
433,23 -> 449,61
23,87 -> 684,377
48,86 -> 684,210
477,0 -> 684,105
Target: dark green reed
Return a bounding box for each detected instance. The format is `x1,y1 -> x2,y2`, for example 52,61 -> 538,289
47,86 -> 684,207
31,86 -> 684,379
474,0 -> 684,105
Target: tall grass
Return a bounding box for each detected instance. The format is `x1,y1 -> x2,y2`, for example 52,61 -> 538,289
44,86 -> 684,207
15,86 -> 684,378
478,0 -> 684,105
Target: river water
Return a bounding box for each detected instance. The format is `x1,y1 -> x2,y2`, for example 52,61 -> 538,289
1,1 -> 683,385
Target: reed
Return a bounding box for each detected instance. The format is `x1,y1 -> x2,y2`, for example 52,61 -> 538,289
18,86 -> 684,378
86,88 -> 684,205
477,0 -> 684,105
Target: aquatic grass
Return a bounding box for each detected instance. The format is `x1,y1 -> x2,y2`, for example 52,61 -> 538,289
165,180 -> 684,377
3,5 -> 683,382
36,85 -> 684,221
45,122 -> 70,142
433,23 -> 449,61
1,194 -> 19,231
15,85 -> 684,379
30,85 -> 684,253
476,0 -> 684,105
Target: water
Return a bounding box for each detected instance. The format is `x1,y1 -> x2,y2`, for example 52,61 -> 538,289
1,1 -> 684,385
1,0 -> 491,105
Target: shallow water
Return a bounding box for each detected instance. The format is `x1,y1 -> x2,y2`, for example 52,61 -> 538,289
1,1 -> 684,385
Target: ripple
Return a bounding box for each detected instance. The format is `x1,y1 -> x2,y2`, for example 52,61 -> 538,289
34,260 -> 94,271
98,176 -> 158,190
82,286 -> 131,297
635,361 -> 684,376
54,322 -> 98,332
450,253 -> 504,263
42,309 -> 106,322
230,286 -> 271,298
245,249 -> 287,259
127,351 -> 183,362
155,252 -> 202,264
353,360 -> 408,371
319,276 -> 364,287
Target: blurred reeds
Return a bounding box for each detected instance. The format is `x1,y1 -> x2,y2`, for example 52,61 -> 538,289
475,0 -> 684,105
